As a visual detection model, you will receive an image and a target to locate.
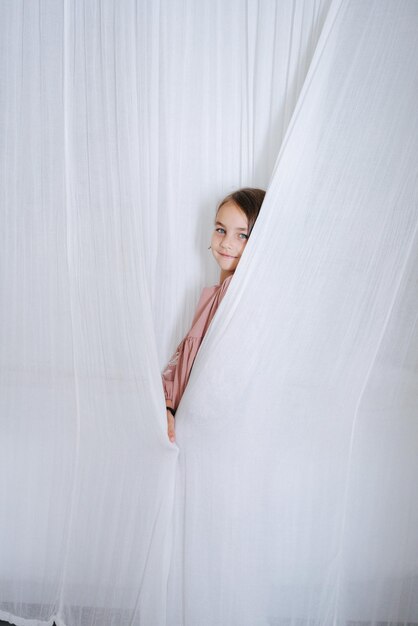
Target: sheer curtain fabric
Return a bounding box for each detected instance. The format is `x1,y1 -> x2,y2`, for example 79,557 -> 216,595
0,1 -> 417,626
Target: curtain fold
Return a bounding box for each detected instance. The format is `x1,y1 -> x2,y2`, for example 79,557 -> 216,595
171,1 -> 418,623
1,1 -> 417,626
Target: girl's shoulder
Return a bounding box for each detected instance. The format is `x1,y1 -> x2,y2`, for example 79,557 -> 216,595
201,274 -> 233,298
189,275 -> 233,335
196,275 -> 232,312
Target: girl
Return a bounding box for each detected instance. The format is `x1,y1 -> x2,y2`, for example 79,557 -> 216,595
162,188 -> 266,442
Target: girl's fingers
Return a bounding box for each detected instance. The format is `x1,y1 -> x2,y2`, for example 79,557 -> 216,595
167,412 -> 175,442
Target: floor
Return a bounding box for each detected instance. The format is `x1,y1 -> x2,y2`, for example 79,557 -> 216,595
0,622 -> 56,626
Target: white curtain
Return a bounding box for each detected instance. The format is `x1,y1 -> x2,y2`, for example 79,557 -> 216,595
1,1 -> 417,625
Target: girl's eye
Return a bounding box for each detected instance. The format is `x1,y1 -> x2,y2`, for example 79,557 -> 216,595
239,233 -> 249,240
215,227 -> 226,234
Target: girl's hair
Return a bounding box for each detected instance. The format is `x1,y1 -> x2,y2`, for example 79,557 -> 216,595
217,187 -> 266,236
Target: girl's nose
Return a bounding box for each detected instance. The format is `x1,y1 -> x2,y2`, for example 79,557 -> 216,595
221,237 -> 233,249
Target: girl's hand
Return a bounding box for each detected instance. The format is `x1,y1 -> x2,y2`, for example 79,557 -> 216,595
167,409 -> 175,443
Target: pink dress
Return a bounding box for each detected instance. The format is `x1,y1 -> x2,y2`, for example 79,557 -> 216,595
162,275 -> 232,411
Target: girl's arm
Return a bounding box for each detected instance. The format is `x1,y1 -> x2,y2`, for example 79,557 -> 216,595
162,347 -> 181,443
161,345 -> 181,410
162,276 -> 232,442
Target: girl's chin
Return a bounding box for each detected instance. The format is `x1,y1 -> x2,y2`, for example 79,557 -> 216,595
217,260 -> 237,271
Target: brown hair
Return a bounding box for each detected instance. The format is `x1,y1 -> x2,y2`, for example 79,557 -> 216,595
217,187 -> 266,236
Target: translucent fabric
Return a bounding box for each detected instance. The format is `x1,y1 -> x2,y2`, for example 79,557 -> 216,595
1,1 -> 417,626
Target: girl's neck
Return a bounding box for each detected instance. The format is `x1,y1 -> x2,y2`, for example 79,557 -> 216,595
220,269 -> 234,284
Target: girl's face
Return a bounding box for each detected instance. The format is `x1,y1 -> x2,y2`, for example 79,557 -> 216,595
211,201 -> 249,275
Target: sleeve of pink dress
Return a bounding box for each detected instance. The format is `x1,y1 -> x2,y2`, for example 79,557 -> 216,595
161,275 -> 232,411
